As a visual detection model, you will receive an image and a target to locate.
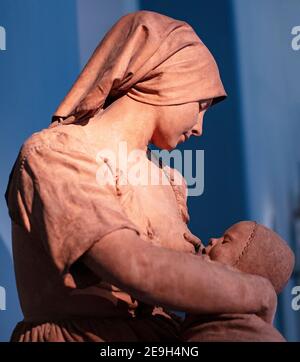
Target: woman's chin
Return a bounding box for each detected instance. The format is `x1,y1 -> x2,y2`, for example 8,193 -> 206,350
178,134 -> 187,143
152,139 -> 176,151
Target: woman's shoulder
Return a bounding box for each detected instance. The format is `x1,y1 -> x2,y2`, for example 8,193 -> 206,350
6,125 -> 112,218
5,125 -> 122,233
19,124 -> 91,160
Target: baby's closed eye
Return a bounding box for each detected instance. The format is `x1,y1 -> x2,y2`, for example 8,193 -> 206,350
222,234 -> 231,244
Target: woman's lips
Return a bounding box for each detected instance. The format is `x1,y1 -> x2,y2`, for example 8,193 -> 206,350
178,133 -> 189,144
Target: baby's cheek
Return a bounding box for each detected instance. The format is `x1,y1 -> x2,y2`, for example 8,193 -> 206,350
209,246 -> 236,266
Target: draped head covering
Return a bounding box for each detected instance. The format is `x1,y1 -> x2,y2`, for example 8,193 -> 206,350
51,10 -> 227,125
233,222 -> 295,294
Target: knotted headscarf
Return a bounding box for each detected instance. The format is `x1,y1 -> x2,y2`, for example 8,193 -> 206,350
51,10 -> 227,125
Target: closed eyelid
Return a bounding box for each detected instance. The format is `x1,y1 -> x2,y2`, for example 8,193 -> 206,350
199,99 -> 213,111
222,234 -> 231,242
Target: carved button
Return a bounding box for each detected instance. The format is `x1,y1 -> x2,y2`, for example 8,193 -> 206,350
147,226 -> 154,239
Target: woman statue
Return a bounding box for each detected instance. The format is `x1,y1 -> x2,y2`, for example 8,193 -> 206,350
5,10 -> 276,342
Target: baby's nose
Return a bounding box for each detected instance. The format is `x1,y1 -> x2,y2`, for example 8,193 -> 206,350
198,243 -> 205,254
208,238 -> 218,246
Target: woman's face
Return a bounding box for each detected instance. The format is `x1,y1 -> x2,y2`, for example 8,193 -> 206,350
151,99 -> 212,150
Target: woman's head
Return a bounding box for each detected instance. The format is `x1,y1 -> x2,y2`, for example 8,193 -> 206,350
51,11 -> 226,125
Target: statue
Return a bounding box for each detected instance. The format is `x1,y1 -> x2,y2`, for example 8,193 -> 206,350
5,10 -> 277,342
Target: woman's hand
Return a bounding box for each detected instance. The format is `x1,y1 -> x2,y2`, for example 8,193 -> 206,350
196,257 -> 277,324
183,231 -> 205,254
221,263 -> 277,324
254,277 -> 277,324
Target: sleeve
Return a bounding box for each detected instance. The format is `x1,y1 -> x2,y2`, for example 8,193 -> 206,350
6,142 -> 141,288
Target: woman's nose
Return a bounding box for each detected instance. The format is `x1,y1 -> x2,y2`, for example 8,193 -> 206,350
191,124 -> 202,136
191,116 -> 204,136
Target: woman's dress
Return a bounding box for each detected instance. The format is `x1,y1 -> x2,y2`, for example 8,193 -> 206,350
6,121 -> 201,341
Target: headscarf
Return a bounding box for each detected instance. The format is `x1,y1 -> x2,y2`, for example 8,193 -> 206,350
51,10 -> 227,125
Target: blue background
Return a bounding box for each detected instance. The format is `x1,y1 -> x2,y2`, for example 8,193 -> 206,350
1,0 -> 300,341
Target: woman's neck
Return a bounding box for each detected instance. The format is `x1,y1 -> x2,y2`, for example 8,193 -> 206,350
83,95 -> 157,154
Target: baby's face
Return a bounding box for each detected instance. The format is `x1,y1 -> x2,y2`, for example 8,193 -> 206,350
204,221 -> 255,266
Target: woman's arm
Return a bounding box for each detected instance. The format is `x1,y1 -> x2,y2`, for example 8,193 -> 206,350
82,228 -> 276,323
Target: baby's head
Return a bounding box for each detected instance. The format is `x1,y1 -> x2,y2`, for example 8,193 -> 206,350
204,221 -> 295,294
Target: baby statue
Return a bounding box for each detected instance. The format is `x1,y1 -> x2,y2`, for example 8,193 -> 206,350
181,221 -> 295,342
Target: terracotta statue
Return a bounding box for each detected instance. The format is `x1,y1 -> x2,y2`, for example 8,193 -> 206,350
182,221 -> 295,342
5,10 -> 277,342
